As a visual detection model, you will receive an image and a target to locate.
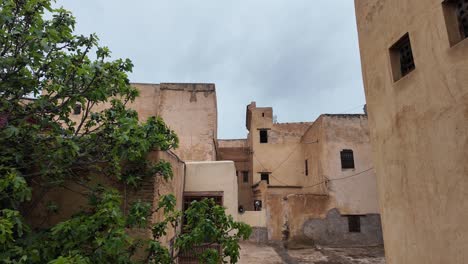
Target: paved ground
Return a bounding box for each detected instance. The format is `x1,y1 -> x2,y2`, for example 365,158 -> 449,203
238,242 -> 385,264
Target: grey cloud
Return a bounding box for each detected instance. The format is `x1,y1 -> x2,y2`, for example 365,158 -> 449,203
57,0 -> 366,138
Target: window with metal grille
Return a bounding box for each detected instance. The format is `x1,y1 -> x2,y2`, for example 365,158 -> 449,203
242,171 -> 249,183
456,0 -> 468,38
261,173 -> 270,184
390,34 -> 415,81
444,0 -> 468,45
73,104 -> 82,115
305,159 -> 309,176
260,129 -> 268,143
340,149 -> 355,169
347,215 -> 361,233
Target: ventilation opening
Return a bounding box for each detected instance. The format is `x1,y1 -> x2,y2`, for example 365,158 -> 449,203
389,33 -> 415,81
305,159 -> 309,176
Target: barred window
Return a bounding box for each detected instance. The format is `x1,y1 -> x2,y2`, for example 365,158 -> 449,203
390,34 -> 415,81
340,149 -> 355,169
456,0 -> 468,37
443,0 -> 468,45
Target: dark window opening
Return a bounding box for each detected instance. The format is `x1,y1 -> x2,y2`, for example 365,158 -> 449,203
262,112 -> 265,117
340,149 -> 355,169
444,0 -> 468,45
348,215 -> 361,233
261,173 -> 270,184
305,159 -> 309,176
73,104 -> 82,115
242,171 -> 249,183
390,34 -> 415,81
260,129 -> 268,143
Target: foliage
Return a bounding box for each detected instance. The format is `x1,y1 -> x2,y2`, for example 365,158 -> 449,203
0,0 -> 251,263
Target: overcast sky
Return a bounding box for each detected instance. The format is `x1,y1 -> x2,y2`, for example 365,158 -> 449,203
56,0 -> 366,139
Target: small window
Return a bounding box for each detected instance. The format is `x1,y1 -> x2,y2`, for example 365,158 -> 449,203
73,104 -> 82,115
348,216 -> 361,233
260,173 -> 270,184
242,171 -> 249,183
443,0 -> 468,46
390,33 -> 415,81
305,159 -> 309,176
260,129 -> 268,143
262,112 -> 265,117
340,149 -> 355,169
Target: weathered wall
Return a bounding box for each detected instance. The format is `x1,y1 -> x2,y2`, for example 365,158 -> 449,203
217,139 -> 253,210
158,83 -> 217,162
303,208 -> 383,246
68,82 -> 218,163
355,1 -> 468,263
245,103 -> 381,245
184,161 -> 239,220
246,102 -> 312,187
320,115 -> 379,215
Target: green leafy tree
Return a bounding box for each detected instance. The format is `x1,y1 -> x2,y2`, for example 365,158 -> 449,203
0,0 -> 251,263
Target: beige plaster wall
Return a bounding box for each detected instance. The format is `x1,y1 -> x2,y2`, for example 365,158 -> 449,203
319,115 -> 379,215
184,161 -> 239,220
238,210 -> 267,228
158,83 -> 217,162
246,103 -> 311,187
355,1 -> 468,263
68,83 -> 218,163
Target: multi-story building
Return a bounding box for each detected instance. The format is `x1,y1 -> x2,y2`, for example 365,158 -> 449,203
220,102 -> 383,246
355,0 -> 468,263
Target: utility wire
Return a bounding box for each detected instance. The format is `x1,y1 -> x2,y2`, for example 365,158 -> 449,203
302,167 -> 375,189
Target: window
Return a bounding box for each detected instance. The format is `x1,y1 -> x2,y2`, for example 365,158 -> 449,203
305,159 -> 309,176
443,0 -> 468,46
260,173 -> 270,184
242,171 -> 249,183
259,129 -> 268,143
262,112 -> 265,117
389,33 -> 415,81
347,215 -> 361,233
73,104 -> 82,115
340,149 -> 355,169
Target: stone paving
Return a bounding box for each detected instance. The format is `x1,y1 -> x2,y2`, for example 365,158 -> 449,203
238,242 -> 385,264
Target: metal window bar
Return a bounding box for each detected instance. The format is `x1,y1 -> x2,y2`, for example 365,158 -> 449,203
456,0 -> 468,38
340,150 -> 355,169
397,35 -> 415,77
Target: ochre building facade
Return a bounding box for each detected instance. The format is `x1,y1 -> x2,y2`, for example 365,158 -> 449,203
355,0 -> 468,263
29,83 -> 384,251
